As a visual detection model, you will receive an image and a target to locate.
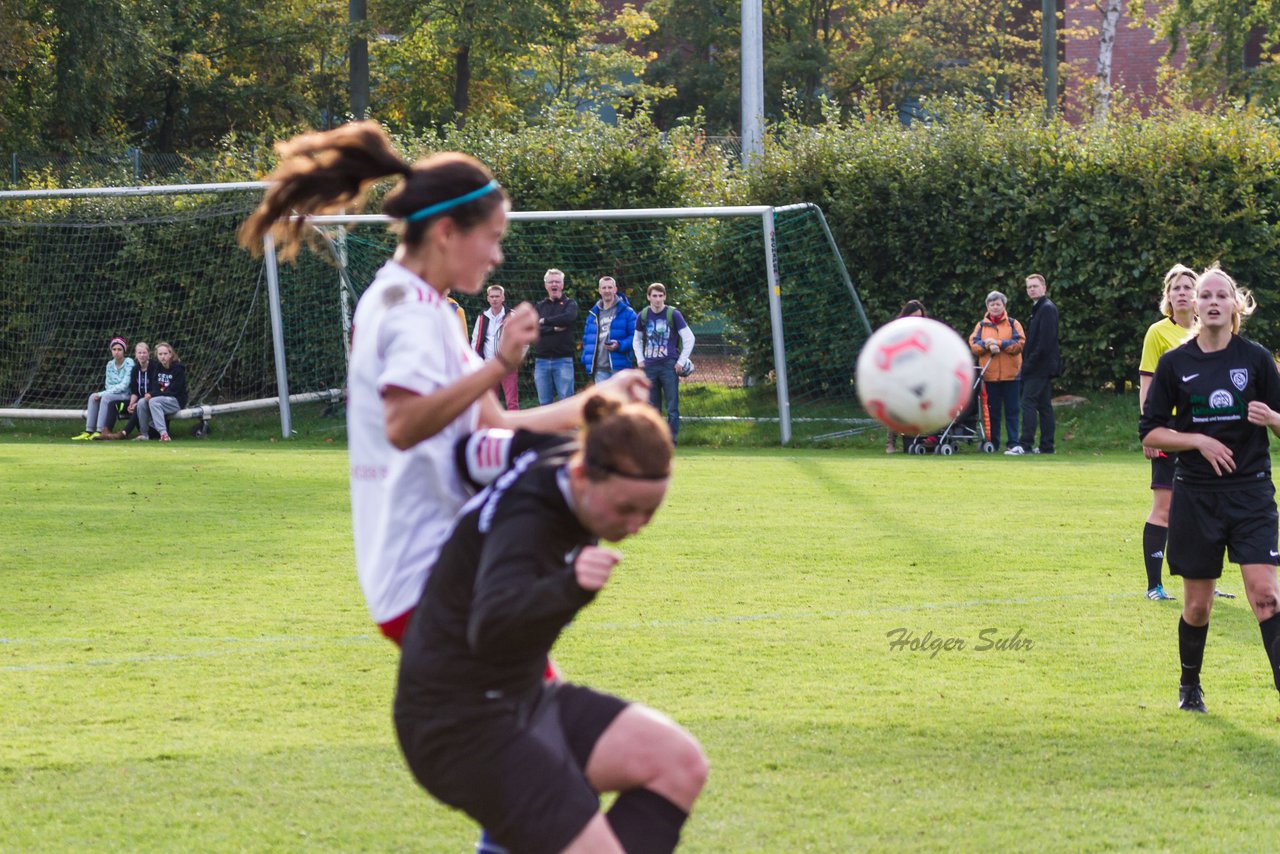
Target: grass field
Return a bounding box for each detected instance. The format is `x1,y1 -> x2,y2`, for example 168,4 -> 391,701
5,436 -> 1280,851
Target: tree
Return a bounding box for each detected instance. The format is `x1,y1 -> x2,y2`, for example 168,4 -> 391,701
1128,0 -> 1280,106
0,1 -> 56,151
1094,0 -> 1122,123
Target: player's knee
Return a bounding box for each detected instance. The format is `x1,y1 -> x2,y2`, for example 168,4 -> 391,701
1184,601 -> 1212,625
654,727 -> 708,807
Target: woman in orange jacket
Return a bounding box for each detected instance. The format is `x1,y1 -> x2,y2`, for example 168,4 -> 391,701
970,291 -> 1025,452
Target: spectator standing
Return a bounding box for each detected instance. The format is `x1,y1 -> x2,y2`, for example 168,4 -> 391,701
633,283 -> 695,443
1008,273 -> 1060,455
471,284 -> 519,410
582,276 -> 637,384
885,300 -> 927,453
969,291 -> 1024,453
446,296 -> 468,339
136,342 -> 187,442
534,268 -> 578,404
73,336 -> 135,441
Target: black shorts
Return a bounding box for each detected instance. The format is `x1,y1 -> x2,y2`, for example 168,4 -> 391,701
1167,481 -> 1279,579
395,681 -> 628,854
1150,453 -> 1174,490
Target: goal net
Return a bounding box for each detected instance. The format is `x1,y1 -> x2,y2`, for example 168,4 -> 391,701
0,185 -> 872,444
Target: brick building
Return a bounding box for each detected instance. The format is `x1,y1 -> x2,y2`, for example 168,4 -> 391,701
1062,1 -> 1183,118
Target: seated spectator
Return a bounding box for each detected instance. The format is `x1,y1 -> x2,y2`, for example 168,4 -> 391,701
102,342 -> 157,439
135,342 -> 187,442
73,336 -> 135,441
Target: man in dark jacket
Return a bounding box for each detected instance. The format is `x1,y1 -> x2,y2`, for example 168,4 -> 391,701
1009,273 -> 1061,455
533,268 -> 578,404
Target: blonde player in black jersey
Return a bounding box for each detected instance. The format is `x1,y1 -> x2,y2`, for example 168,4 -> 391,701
1140,265 -> 1280,713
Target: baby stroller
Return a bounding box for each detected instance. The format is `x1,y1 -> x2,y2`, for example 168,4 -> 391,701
904,361 -> 996,455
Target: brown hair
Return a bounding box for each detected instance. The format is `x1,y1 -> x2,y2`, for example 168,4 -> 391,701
647,282 -> 666,296
238,121 -> 507,261
575,393 -> 673,481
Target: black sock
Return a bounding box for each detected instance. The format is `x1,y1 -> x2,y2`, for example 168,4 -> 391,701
1259,614 -> 1280,693
1179,616 -> 1209,686
605,788 -> 688,854
1143,523 -> 1168,590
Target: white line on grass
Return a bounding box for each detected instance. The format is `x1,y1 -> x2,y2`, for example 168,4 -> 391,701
0,591 -> 1156,671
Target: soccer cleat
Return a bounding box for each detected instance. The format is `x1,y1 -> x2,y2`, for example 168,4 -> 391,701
159,432 -> 171,442
1214,588 -> 1237,599
1004,446 -> 1025,456
1178,683 -> 1207,713
71,431 -> 94,441
1146,585 -> 1176,601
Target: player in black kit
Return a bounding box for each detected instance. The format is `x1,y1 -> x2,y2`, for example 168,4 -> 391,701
395,393 -> 707,854
1140,265 -> 1280,713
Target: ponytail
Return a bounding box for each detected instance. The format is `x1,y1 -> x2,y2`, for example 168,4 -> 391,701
239,121 -> 508,262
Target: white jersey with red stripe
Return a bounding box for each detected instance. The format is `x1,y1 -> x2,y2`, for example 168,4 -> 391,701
347,260 -> 483,624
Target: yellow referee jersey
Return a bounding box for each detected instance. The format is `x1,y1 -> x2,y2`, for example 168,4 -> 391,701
1139,317 -> 1194,375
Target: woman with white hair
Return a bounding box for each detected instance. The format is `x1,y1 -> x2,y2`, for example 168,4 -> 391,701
968,290 -> 1024,453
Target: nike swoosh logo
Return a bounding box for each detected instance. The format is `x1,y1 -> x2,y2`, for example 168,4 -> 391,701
1181,373 -> 1199,382
1271,550 -> 1279,558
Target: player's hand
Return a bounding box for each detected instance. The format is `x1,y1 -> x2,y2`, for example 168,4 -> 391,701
606,340 -> 618,351
574,545 -> 622,591
1143,446 -> 1161,460
92,393 -> 101,401
600,368 -> 650,403
987,342 -> 1000,354
1195,435 -> 1235,476
498,303 -> 539,367
1247,400 -> 1279,429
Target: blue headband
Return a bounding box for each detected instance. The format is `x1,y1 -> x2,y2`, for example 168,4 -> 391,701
405,179 -> 501,222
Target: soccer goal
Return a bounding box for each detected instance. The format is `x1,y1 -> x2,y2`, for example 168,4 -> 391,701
0,183 -> 872,444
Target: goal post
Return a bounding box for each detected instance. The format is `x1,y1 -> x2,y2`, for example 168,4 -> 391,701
0,183 -> 873,444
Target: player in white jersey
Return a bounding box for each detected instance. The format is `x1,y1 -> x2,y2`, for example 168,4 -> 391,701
240,121 -> 648,645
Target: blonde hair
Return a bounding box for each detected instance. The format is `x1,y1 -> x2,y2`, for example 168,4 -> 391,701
1195,264 -> 1256,334
1160,263 -> 1197,318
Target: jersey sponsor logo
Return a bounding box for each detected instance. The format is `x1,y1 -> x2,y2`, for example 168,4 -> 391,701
1181,373 -> 1199,382
1208,389 -> 1235,409
1190,389 -> 1245,423
1231,368 -> 1248,391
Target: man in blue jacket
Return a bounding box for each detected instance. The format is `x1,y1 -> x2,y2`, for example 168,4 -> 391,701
581,276 -> 637,384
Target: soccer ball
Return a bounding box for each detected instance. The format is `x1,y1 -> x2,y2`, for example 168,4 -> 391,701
856,317 -> 973,435
676,360 -> 695,378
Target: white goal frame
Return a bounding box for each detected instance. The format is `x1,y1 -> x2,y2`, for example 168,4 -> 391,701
0,182 -> 869,444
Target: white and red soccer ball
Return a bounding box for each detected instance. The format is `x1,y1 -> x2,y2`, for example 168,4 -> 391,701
855,317 -> 973,435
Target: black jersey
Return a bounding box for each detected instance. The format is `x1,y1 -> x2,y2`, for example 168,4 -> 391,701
1139,334 -> 1280,487
396,439 -> 597,715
